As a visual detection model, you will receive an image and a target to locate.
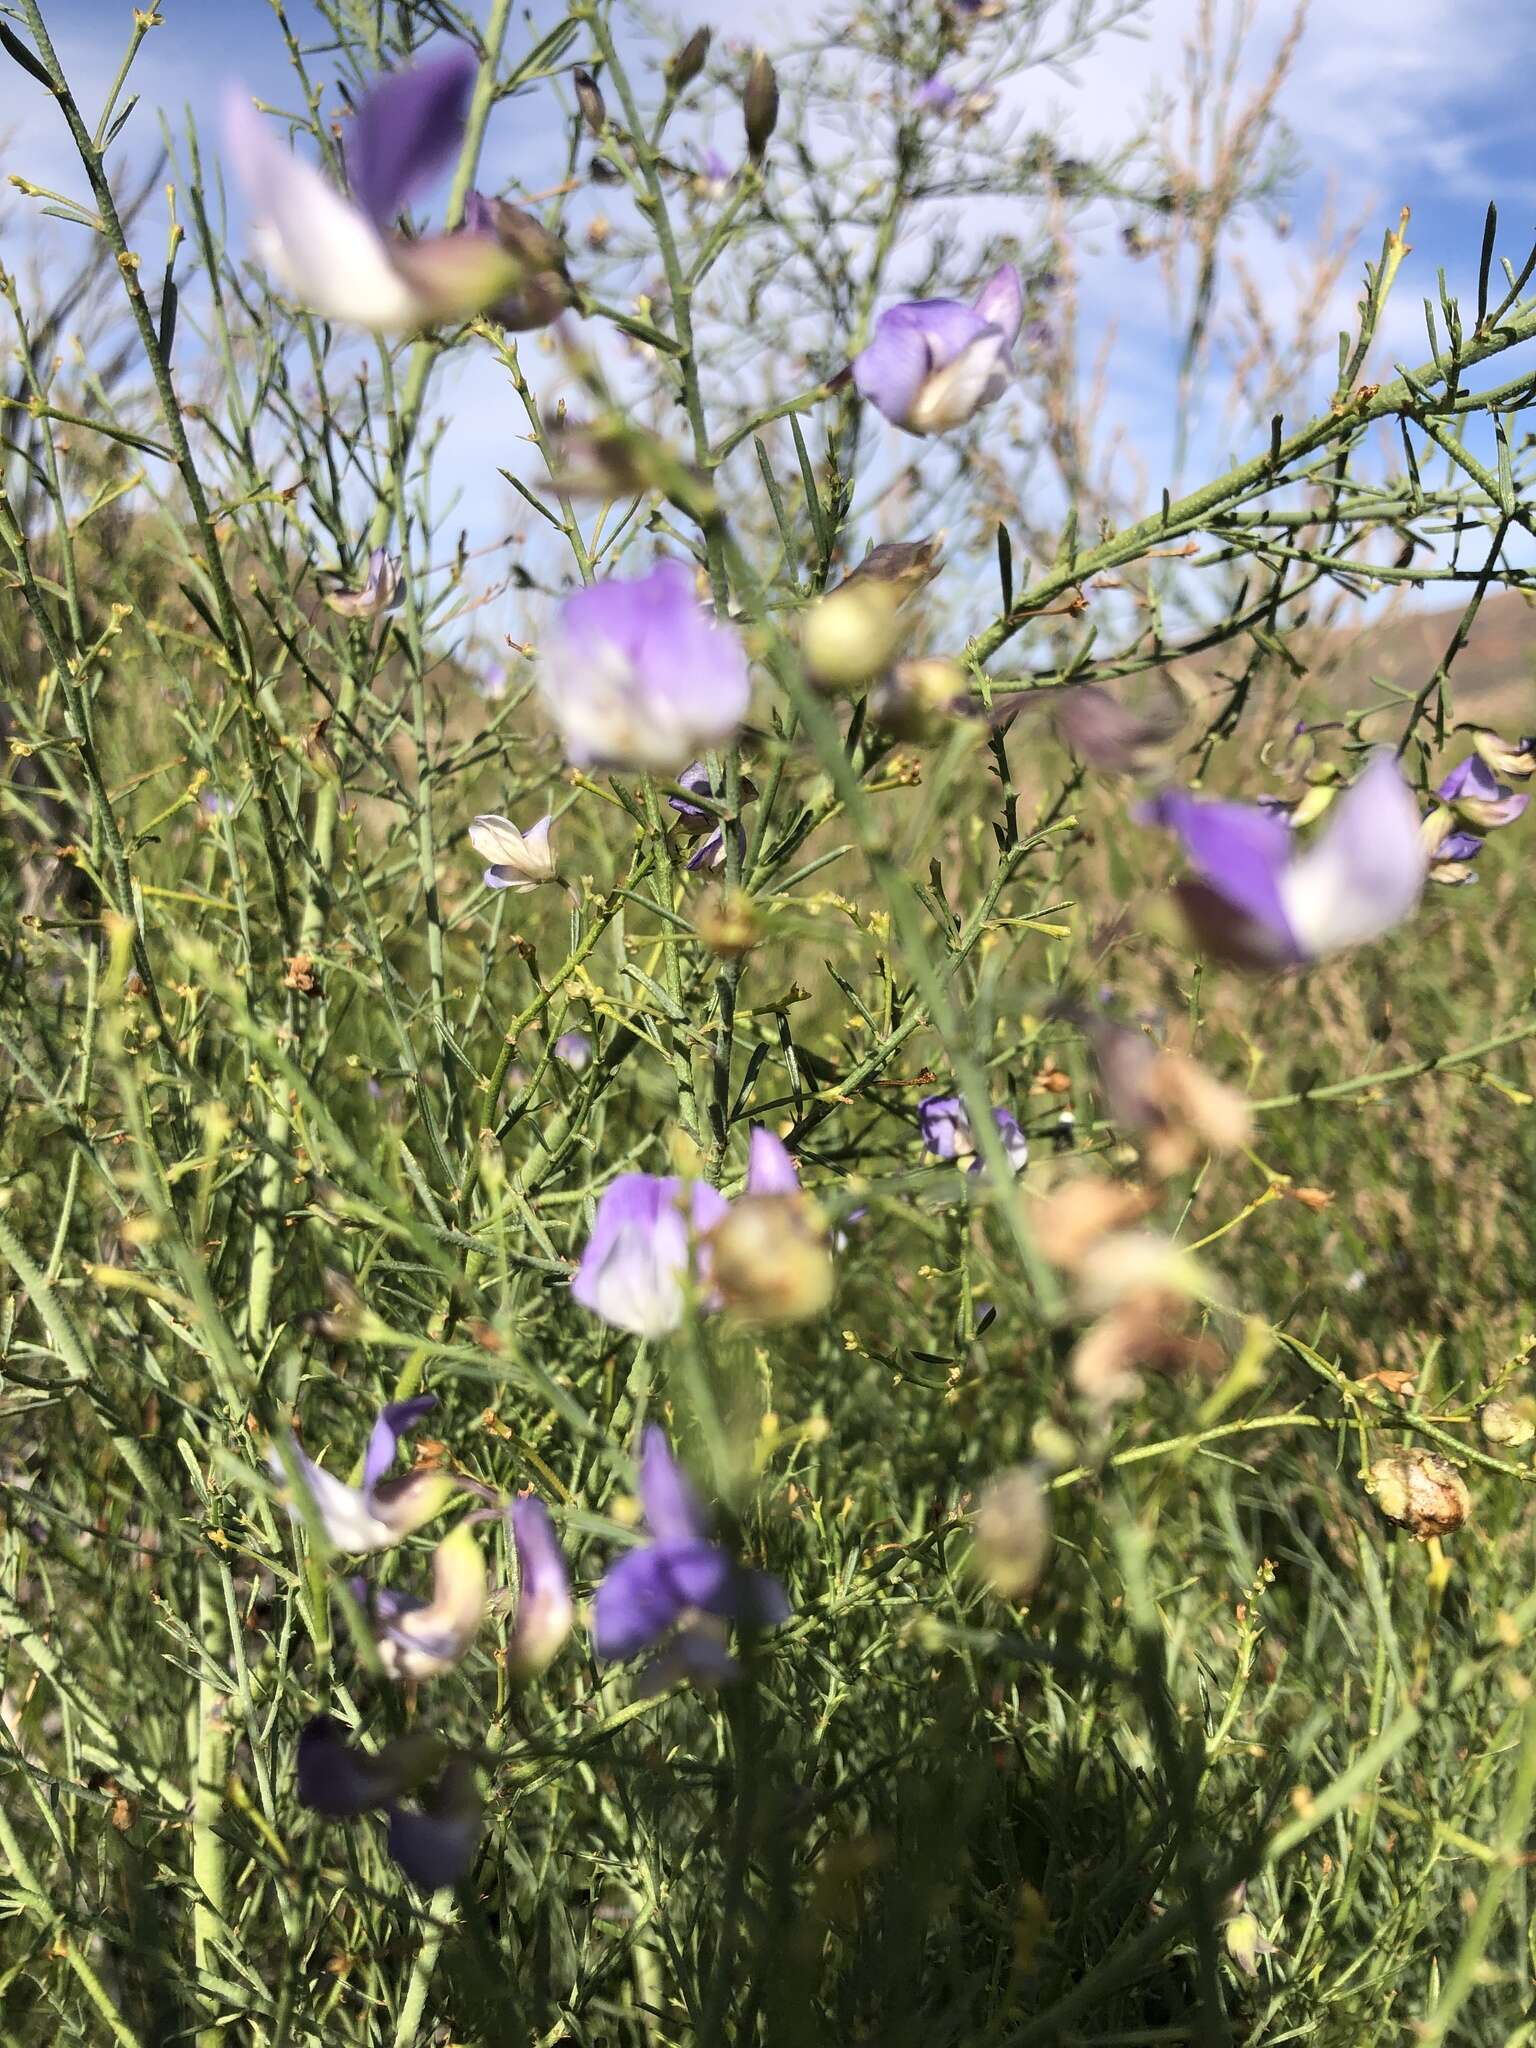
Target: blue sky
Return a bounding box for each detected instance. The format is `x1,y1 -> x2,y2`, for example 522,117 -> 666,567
5,0 -> 1534,628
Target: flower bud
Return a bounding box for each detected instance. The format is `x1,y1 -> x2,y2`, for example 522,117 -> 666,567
743,51 -> 780,160
1480,1398 -> 1535,1447
800,583 -> 906,691
573,67 -> 607,137
870,658 -> 966,741
1223,1886 -> 1279,1978
669,26 -> 711,90
1367,1449 -> 1470,1539
708,1194 -> 834,1323
1288,781 -> 1336,829
972,1465 -> 1051,1598
838,535 -> 944,597
696,887 -> 759,958
1052,684 -> 1177,774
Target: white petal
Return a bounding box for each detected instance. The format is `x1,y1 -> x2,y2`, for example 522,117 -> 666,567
223,90 -> 423,329
908,333 -> 1010,433
1277,752 -> 1427,958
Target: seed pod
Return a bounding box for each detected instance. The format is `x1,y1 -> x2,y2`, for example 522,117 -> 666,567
1367,1449 -> 1471,1539
1480,1398 -> 1536,1448
743,50 -> 779,160
709,1194 -> 833,1323
573,66 -> 607,137
669,26 -> 711,91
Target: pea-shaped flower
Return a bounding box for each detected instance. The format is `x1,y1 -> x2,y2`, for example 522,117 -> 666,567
1139,751 -> 1425,969
537,561 -> 752,773
269,1394 -> 452,1553
592,1427 -> 789,1690
324,547 -> 403,620
297,1716 -> 481,1889
351,1522 -> 488,1680
224,51 -> 526,330
571,1173 -> 731,1338
919,1095 -> 1029,1174
852,265 -> 1023,435
467,812 -> 558,891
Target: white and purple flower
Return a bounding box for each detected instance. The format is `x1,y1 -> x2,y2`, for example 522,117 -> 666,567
269,1394 -> 452,1554
537,561 -> 752,773
1139,751 -> 1426,969
852,265 -> 1023,435
224,50 -> 524,330
350,1521 -> 488,1680
668,761 -> 754,870
919,1096 -> 1029,1174
570,1173 -> 731,1338
467,811 -> 558,891
502,1496 -> 574,1681
591,1427 -> 789,1690
324,547 -> 402,620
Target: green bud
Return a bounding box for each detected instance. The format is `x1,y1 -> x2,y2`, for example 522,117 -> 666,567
573,66 -> 607,138
669,26 -> 711,91
743,50 -> 779,160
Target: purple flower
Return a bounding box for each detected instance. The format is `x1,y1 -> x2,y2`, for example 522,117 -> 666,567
914,76 -> 961,113
668,760 -> 754,870
324,547 -> 403,620
224,51 -> 524,330
852,265 -> 1023,435
1436,755 -> 1530,830
1469,729 -> 1536,780
1428,827 -> 1484,886
918,1096 -> 1029,1174
592,1427 -> 788,1687
537,562 -> 752,772
1139,751 -> 1426,969
269,1395 -> 452,1553
349,1522 -> 487,1679
502,1496 -> 573,1680
571,1173 -> 731,1337
746,1126 -> 801,1194
691,148 -> 734,200
298,1716 -> 480,1889
553,1028 -> 593,1071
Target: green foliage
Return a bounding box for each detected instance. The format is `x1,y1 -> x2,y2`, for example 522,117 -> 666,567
3,2 -> 1536,2044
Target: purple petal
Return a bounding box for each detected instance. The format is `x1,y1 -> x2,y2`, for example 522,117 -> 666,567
639,1425 -> 709,1546
553,1029 -> 593,1071
914,76 -> 960,112
852,300 -> 991,428
1140,789 -> 1300,963
1436,754 -> 1529,827
346,49 -> 477,226
992,1106 -> 1030,1174
593,1541 -> 717,1658
972,262 -> 1024,346
746,1127 -> 801,1196
386,1757 -> 481,1889
362,1394 -> 438,1494
541,563 -> 752,773
918,1094 -> 970,1159
667,761 -> 715,824
1435,829 -> 1485,863
1276,751 -> 1426,957
296,1715 -> 444,1815
506,1495 -> 573,1679
571,1174 -> 730,1336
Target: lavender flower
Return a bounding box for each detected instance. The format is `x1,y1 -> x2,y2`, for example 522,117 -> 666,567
501,1496 -> 574,1680
592,1427 -> 788,1687
852,265 -> 1023,435
269,1394 -> 452,1553
350,1521 -> 488,1679
297,1715 -> 480,1888
467,812 -> 558,891
711,1127 -> 831,1322
553,1029 -> 593,1071
537,562 -> 751,772
1139,751 -> 1426,969
571,1173 -> 731,1337
224,52 -> 525,331
691,148 -> 734,201
919,1096 -> 1030,1174
746,1126 -> 801,1195
914,76 -> 961,114
324,547 -> 402,620
1427,827 -> 1484,886
1436,755 -> 1530,830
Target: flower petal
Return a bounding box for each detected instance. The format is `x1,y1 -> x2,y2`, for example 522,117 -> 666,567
972,262 -> 1024,345
386,1756 -> 481,1888
591,1538 -> 736,1658
1140,789 -> 1299,962
296,1714 -> 445,1815
345,48 -> 477,226
1276,751 -> 1426,959
362,1394 -> 438,1494
367,1523 -> 488,1680
223,89 -> 423,328
638,1425 -> 709,1546
505,1496 -> 573,1680
746,1127 -> 801,1196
